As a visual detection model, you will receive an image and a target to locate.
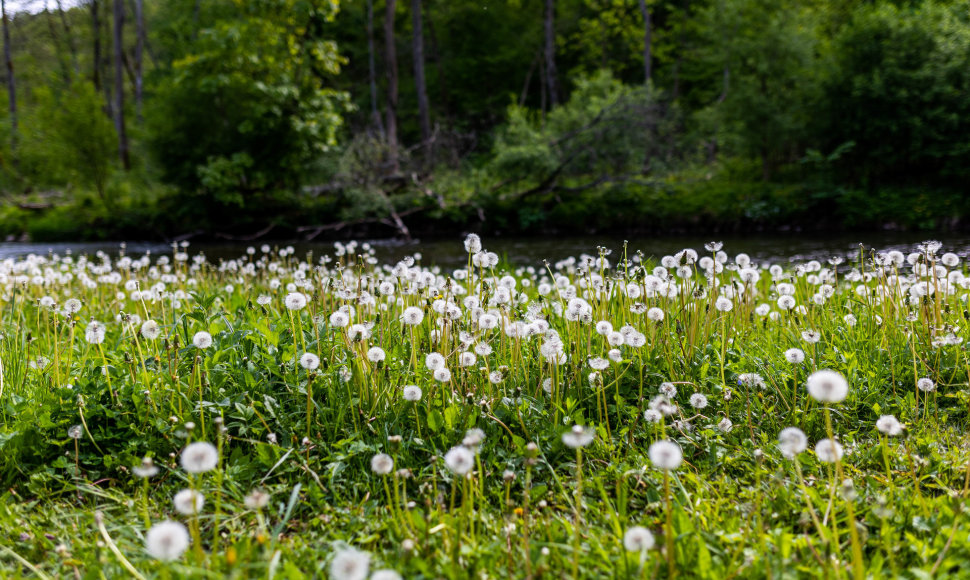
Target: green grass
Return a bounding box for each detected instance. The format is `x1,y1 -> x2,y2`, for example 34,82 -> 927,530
0,238 -> 968,579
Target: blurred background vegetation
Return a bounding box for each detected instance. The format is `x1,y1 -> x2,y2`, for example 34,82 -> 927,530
0,0 -> 968,241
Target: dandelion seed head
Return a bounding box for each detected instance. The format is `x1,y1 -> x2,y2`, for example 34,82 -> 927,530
623,526 -> 655,552
145,521 -> 190,561
806,369 -> 849,403
180,441 -> 219,473
648,440 -> 683,470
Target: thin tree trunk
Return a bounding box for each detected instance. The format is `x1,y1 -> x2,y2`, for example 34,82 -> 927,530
113,0 -> 129,169
543,0 -> 558,106
134,0 -> 143,122
366,0 -> 383,136
411,0 -> 431,163
56,0 -> 79,75
638,0 -> 651,85
1,0 -> 15,156
384,0 -> 399,173
91,0 -> 101,90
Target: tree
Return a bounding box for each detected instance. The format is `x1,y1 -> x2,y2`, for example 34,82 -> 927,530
2,0 -> 16,157
384,0 -> 399,173
112,0 -> 129,169
543,0 -> 558,107
149,0 -> 350,213
411,0 -> 430,162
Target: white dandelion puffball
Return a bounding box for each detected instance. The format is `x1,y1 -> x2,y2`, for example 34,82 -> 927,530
623,526 -> 655,552
647,307 -> 664,322
433,368 -> 452,382
715,296 -> 733,312
65,298 -> 82,314
778,427 -> 808,459
180,441 -> 219,473
367,347 -> 386,363
402,306 -> 424,325
815,439 -> 844,463
806,369 -> 849,403
689,393 -> 708,409
141,320 -> 161,340
173,488 -> 205,515
648,440 -> 683,470
85,321 -> 106,344
399,385 -> 421,402
330,311 -> 350,328
371,453 -> 394,475
801,330 -> 821,344
330,548 -> 371,580
784,348 -> 805,364
444,445 -> 475,475
192,331 -> 213,349
717,417 -> 733,433
876,415 -> 903,436
299,352 -> 320,371
284,292 -> 307,311
917,377 -> 936,392
464,233 -> 482,254
244,489 -> 271,510
561,425 -> 594,449
145,521 -> 190,561
425,352 -> 445,370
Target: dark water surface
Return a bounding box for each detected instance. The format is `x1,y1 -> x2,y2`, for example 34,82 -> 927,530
1,233 -> 969,267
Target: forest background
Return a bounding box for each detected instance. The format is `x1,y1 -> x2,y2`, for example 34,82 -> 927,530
0,0 -> 969,242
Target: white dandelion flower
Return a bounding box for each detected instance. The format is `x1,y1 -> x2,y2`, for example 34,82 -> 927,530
371,453 -> 394,475
402,306 -> 424,325
403,385 -> 422,401
433,368 -> 452,382
647,307 -> 664,322
917,377 -> 936,392
689,393 -> 708,409
85,321 -> 106,344
133,457 -> 159,478
180,441 -> 219,473
717,417 -> 733,433
876,415 -> 903,436
192,331 -> 213,349
648,440 -> 683,470
784,348 -> 805,364
659,382 -> 677,398
367,347 -> 386,363
173,488 -> 205,515
801,330 -> 821,344
561,425 -> 594,449
623,526 -> 655,552
806,369 -> 849,403
778,427 -> 807,459
299,352 -> 320,371
444,445 -> 475,475
459,351 -> 477,367
140,320 -> 161,340
815,439 -> 843,463
145,521 -> 190,561
284,292 -> 307,311
425,352 -> 445,370
244,490 -> 271,510
329,548 -> 370,580
330,311 -> 350,327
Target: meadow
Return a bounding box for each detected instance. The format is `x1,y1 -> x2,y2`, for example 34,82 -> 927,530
0,235 -> 968,579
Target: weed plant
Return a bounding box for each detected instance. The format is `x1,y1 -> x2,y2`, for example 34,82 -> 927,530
0,237 -> 969,578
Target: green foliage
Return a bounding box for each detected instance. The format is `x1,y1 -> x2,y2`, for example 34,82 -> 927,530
148,0 -> 351,207
819,1 -> 970,188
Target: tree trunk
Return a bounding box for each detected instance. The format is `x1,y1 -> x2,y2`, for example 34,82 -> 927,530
1,0 -> 15,155
91,0 -> 101,90
384,0 -> 399,173
366,0 -> 383,136
113,0 -> 129,169
411,0 -> 431,163
134,0 -> 143,122
638,0 -> 651,85
543,0 -> 558,106
56,0 -> 80,75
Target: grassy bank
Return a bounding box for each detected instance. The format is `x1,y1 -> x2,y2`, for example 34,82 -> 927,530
0,237 -> 969,578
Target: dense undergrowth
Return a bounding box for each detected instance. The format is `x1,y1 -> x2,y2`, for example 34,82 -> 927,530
1,236 -> 969,578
